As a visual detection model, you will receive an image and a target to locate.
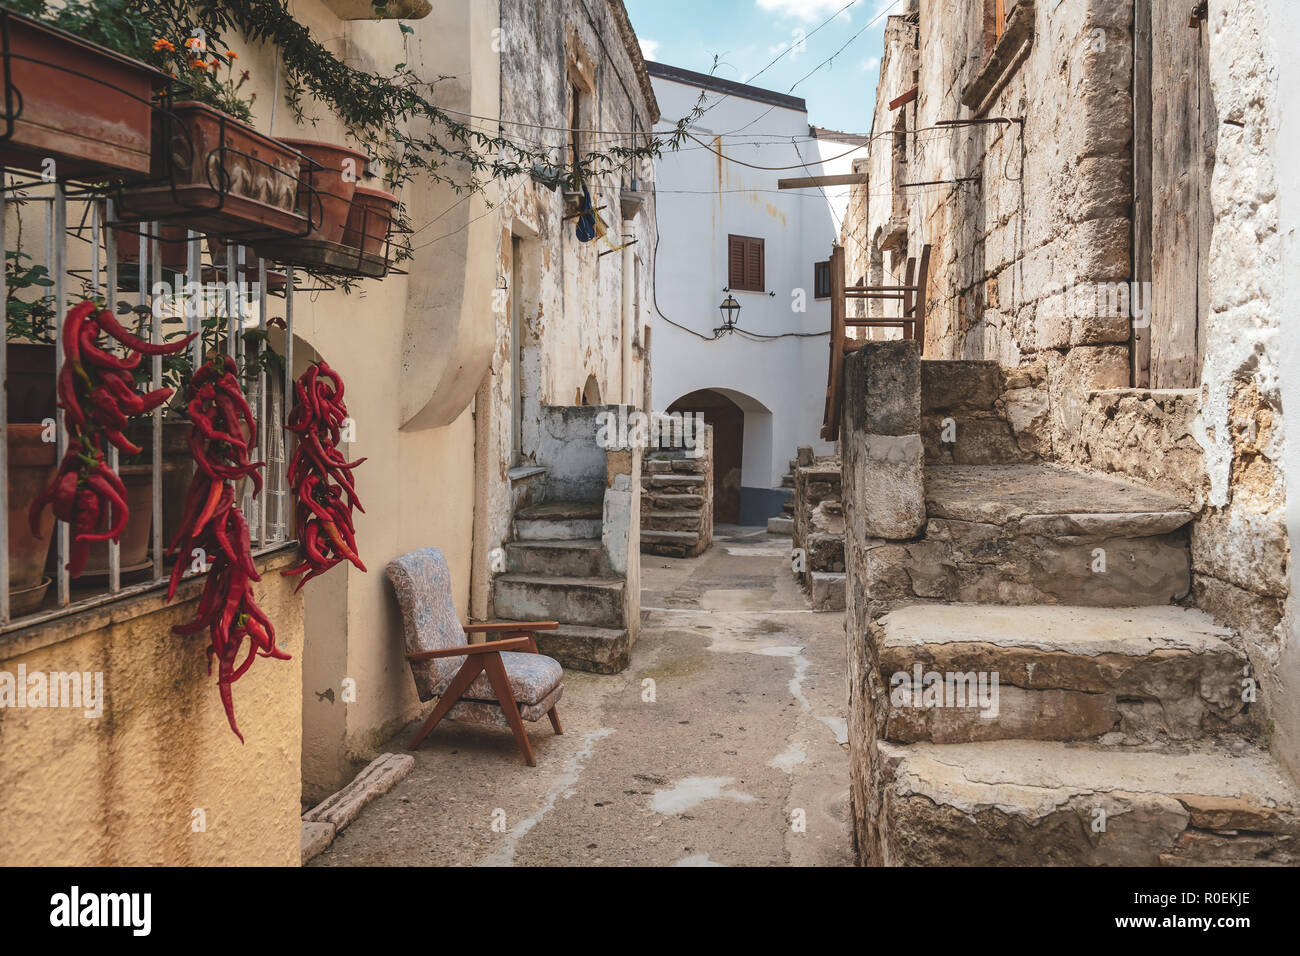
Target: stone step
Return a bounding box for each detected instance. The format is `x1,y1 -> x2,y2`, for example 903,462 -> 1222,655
642,510 -> 706,532
493,573 -> 626,628
861,463 -> 1195,607
514,499 -> 603,541
808,571 -> 845,611
644,493 -> 705,510
874,604 -> 1248,745
535,624 -> 630,674
781,474 -> 795,488
506,538 -> 608,577
873,739 -> 1300,866
647,474 -> 705,493
641,529 -> 701,558
767,516 -> 794,535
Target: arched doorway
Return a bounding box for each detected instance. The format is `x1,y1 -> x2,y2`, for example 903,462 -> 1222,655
668,389 -> 744,524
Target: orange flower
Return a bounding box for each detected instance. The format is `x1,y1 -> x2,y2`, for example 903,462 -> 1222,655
188,57 -> 207,72
225,50 -> 238,60
152,38 -> 175,52
185,36 -> 204,51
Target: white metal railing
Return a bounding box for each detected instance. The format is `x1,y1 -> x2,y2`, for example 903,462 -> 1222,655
0,184 -> 295,632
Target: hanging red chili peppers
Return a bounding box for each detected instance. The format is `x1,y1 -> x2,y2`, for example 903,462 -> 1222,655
29,300 -> 195,577
167,353 -> 287,742
283,360 -> 366,589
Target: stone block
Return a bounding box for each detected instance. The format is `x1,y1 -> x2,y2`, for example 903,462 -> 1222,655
844,341 -> 921,436
852,434 -> 925,540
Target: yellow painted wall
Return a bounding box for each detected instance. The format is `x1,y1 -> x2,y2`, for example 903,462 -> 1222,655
0,552 -> 303,866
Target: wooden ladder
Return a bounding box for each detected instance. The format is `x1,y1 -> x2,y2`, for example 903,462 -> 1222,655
821,243 -> 931,441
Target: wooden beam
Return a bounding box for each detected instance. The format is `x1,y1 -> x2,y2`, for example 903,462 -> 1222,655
777,172 -> 868,190
889,87 -> 918,110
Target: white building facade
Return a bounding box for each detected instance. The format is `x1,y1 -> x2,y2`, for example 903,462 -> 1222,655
647,62 -> 866,524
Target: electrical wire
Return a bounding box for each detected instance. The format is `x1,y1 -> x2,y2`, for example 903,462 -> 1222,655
683,130 -> 867,170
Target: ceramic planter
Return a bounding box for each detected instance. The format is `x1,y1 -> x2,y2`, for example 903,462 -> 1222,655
278,139 -> 369,243
6,424 -> 56,614
116,102 -> 308,239
342,186 -> 398,257
0,10 -> 165,179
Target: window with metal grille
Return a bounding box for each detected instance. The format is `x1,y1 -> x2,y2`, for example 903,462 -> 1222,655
1,186 -> 296,631
728,235 -> 764,292
814,260 -> 832,300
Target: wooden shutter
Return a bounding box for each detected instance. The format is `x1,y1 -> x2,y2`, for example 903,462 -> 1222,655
728,235 -> 746,289
728,235 -> 764,292
745,239 -> 764,291
994,0 -> 1006,41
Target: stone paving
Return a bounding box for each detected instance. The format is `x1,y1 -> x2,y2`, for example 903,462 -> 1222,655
310,525 -> 852,867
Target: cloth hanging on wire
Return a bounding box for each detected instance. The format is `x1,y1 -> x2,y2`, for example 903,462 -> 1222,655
573,184 -> 635,253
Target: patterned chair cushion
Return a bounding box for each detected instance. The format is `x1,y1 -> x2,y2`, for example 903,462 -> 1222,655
447,683 -> 565,726
433,651 -> 563,706
386,547 -> 468,702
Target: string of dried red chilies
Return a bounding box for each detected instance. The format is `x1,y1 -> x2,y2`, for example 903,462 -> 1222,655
29,300 -> 195,576
283,360 -> 366,589
167,353 -> 287,742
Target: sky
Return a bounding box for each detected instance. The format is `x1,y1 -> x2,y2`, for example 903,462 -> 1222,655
624,0 -> 901,135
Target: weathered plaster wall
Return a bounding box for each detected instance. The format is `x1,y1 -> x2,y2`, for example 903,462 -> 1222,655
0,553 -> 302,865
224,0 -> 494,798
843,12 -> 919,338
471,0 -> 658,617
1190,0 -> 1296,778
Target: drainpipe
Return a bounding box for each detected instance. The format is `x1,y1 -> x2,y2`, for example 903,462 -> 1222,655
621,218 -> 636,405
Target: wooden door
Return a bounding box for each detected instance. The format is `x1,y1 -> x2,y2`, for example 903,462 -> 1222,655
1135,0 -> 1215,388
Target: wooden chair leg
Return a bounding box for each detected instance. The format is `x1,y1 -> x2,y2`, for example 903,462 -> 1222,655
482,652 -> 536,767
547,706 -> 563,735
409,657 -> 486,750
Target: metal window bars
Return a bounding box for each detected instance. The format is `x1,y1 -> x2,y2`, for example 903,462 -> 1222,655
1,184 -> 296,631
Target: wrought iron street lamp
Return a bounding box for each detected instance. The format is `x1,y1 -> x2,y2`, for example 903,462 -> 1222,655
717,293 -> 741,334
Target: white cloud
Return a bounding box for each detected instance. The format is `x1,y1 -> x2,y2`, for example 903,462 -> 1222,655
755,0 -> 851,22
640,38 -> 660,61
860,56 -> 880,73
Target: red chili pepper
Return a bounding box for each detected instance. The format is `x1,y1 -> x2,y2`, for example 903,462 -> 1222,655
91,307 -> 198,356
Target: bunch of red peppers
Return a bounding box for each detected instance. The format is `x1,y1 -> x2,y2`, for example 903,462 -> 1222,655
283,361 -> 366,589
29,300 -> 195,576
167,354 -> 287,742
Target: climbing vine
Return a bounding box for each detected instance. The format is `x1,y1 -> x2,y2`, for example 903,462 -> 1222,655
11,0 -> 703,198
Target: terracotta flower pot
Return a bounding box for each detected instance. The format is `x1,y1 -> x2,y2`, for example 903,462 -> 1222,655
0,10 -> 165,179
79,465 -> 154,579
114,223 -> 191,271
278,139 -> 370,244
116,102 -> 308,239
4,343 -> 56,423
342,186 -> 398,257
205,237 -> 287,294
6,424 -> 57,614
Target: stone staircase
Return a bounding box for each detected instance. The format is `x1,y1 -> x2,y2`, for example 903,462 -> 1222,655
489,405 -> 640,675
766,448 -> 805,534
844,345 -> 1300,866
495,501 -> 634,674
641,425 -> 713,558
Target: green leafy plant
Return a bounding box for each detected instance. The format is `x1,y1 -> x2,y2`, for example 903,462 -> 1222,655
5,250 -> 57,345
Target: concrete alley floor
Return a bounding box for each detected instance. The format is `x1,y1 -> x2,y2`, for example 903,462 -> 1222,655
310,525 -> 853,867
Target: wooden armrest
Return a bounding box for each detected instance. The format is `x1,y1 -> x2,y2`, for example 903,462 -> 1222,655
464,621 -> 559,633
406,637 -> 531,661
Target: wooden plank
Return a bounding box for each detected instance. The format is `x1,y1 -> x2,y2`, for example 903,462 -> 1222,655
823,244 -> 847,440
777,172 -> 869,190
1131,0 -> 1152,387
1196,15 -> 1215,381
888,87 -> 918,110
1150,0 -> 1201,389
